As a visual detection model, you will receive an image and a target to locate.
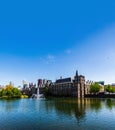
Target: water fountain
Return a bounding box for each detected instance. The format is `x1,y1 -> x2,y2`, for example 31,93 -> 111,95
37,87 -> 44,99
31,87 -> 44,99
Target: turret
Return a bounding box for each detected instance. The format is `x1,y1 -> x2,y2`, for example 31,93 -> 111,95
76,70 -> 78,77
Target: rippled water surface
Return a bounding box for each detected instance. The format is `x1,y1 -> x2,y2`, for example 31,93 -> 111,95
0,98 -> 115,130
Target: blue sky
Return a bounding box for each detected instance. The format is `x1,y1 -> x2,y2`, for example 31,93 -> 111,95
0,0 -> 115,86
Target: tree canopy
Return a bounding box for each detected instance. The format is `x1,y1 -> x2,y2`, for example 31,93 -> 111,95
105,85 -> 115,93
0,85 -> 22,98
90,82 -> 101,94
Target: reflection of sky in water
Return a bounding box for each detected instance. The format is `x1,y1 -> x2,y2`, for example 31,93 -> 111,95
0,98 -> 115,130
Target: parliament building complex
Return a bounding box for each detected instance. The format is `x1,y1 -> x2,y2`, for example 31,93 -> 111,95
39,70 -> 92,98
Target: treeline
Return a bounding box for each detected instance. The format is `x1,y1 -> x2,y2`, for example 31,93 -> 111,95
0,85 -> 22,98
90,83 -> 115,94
105,85 -> 115,93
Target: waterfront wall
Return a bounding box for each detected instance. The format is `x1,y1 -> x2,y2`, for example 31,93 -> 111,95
48,85 -> 78,97
85,93 -> 115,98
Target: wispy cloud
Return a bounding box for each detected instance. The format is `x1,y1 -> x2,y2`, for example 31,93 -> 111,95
65,49 -> 72,54
46,54 -> 55,64
47,55 -> 55,60
105,50 -> 115,63
40,54 -> 55,64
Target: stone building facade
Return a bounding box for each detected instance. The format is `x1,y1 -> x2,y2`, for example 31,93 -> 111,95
48,70 -> 86,98
85,80 -> 93,95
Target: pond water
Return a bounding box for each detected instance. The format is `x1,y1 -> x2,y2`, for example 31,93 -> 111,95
0,98 -> 115,130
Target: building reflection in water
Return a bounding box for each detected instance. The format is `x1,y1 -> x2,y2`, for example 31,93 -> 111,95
45,98 -> 115,122
45,98 -> 86,122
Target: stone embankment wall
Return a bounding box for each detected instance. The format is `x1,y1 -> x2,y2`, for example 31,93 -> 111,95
85,93 -> 115,98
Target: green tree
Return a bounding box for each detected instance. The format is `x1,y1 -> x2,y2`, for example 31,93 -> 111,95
105,85 -> 114,93
45,86 -> 50,96
12,87 -> 22,97
0,90 -> 2,97
1,89 -> 7,97
113,88 -> 115,93
90,82 -> 101,94
6,90 -> 13,97
0,85 -> 22,98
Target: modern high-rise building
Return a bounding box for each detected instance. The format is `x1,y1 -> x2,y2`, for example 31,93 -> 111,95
9,81 -> 14,86
22,80 -> 28,89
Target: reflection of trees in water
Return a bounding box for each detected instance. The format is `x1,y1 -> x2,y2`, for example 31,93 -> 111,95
1,99 -> 20,112
89,98 -> 102,112
106,99 -> 115,110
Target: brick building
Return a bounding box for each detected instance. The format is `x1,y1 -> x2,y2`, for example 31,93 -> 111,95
48,70 -> 86,98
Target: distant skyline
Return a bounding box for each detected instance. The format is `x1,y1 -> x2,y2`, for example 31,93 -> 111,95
0,0 -> 115,86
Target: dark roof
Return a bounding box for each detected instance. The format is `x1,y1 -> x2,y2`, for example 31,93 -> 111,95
56,77 -> 72,83
79,75 -> 85,78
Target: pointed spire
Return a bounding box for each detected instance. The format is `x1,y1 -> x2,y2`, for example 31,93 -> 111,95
76,70 -> 78,76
